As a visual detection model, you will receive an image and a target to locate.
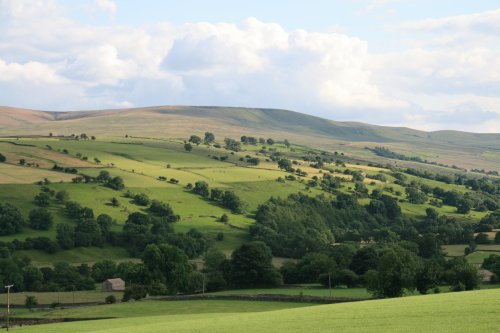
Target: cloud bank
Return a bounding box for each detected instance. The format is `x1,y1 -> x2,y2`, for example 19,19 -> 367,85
0,0 -> 499,132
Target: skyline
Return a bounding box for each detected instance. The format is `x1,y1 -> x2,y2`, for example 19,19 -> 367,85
1,0 -> 499,132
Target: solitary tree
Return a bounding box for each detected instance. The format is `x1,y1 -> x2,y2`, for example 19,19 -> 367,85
29,208 -> 54,230
184,143 -> 193,152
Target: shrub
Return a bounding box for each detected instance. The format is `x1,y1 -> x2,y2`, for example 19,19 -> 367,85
105,295 -> 117,304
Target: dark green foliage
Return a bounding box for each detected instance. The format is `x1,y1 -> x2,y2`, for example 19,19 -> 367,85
55,190 -> 70,203
193,181 -> 210,197
56,224 -> 75,249
142,243 -> 193,294
0,153 -> 5,162
133,193 -> 151,206
122,284 -> 147,301
277,158 -> 292,171
105,295 -> 117,304
224,138 -> 241,151
366,246 -> 420,298
34,192 -> 50,207
106,176 -> 125,190
184,142 -> 193,152
75,219 -> 103,247
251,193 -> 379,258
204,132 -> 215,144
28,208 -> 53,230
25,295 -> 38,311
415,260 -> 442,294
406,187 -> 427,204
229,241 -> 282,288
189,135 -> 202,145
445,257 -> 480,291
220,190 -> 246,214
482,254 -> 500,278
0,203 -> 25,235
97,170 -> 111,182
92,260 -> 117,282
149,200 -> 179,222
281,253 -> 336,284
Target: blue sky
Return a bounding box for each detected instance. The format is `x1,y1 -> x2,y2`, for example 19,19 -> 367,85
1,0 -> 500,132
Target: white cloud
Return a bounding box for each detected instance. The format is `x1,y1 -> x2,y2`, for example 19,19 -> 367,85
0,1 -> 498,132
95,0 -> 117,18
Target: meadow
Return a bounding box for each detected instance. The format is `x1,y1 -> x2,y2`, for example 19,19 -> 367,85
10,289 -> 500,332
0,136 -> 494,264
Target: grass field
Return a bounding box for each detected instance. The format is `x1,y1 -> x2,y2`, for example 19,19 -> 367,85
0,136 -> 496,263
208,287 -> 371,298
0,290 -> 122,306
15,299 -> 312,320
10,288 -> 500,332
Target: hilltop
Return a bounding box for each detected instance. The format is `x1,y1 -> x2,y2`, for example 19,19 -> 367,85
1,105 -> 499,171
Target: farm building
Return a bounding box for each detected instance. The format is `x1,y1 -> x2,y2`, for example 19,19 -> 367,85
479,269 -> 495,283
102,278 -> 126,292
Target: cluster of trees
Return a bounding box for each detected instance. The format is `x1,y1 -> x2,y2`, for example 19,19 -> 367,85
192,181 -> 246,214
279,242 -> 480,297
70,171 -> 124,190
370,147 -> 424,163
251,193 -> 476,259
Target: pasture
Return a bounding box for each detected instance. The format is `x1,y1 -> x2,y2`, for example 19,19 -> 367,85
10,288 -> 500,332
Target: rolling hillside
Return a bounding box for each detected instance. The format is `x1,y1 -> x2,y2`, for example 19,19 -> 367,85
1,105 -> 499,171
14,289 -> 500,333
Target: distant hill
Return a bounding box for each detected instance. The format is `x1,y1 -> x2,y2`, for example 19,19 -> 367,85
1,105 -> 499,171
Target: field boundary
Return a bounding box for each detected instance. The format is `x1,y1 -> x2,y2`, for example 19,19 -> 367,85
150,294 -> 369,304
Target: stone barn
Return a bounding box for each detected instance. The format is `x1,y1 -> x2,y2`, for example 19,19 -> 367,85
102,278 -> 126,292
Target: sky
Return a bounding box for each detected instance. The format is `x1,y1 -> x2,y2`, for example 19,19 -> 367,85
0,0 -> 499,132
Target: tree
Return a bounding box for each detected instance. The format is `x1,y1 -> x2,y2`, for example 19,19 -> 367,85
229,241 -> 282,288
65,201 -> 83,218
0,153 -> 6,162
194,181 -> 210,198
204,132 -> 215,144
184,142 -> 193,152
220,191 -> 246,214
56,224 -> 75,249
0,203 -> 25,235
106,176 -> 125,190
105,295 -> 116,304
189,135 -> 202,145
266,138 -> 274,145
142,243 -> 193,294
55,190 -> 70,203
456,198 -> 472,214
97,170 -> 111,183
445,257 -> 480,291
295,252 -> 336,283
283,139 -> 290,148
366,246 -> 420,298
406,187 -> 427,204
415,260 -> 442,294
92,260 -> 117,282
34,192 -> 51,207
110,197 -> 120,207
25,295 -> 38,311
29,208 -> 53,230
133,193 -> 151,206
277,158 -> 292,171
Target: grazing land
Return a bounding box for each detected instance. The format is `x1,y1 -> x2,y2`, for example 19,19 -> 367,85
11,289 -> 500,333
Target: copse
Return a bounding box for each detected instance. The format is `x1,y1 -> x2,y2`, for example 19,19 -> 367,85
29,208 -> 53,230
0,203 -> 25,235
204,132 -> 215,144
188,135 -> 202,145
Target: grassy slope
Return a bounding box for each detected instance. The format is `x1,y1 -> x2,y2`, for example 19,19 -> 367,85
13,289 -> 500,332
1,105 -> 498,172
0,137 -> 491,262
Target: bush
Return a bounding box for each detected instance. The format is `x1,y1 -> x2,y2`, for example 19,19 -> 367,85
105,295 -> 117,304
29,208 -> 53,230
122,285 -> 147,302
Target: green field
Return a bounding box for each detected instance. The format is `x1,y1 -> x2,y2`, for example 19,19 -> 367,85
0,290 -> 122,306
208,287 -> 371,298
0,135 -> 495,263
11,289 -> 500,332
